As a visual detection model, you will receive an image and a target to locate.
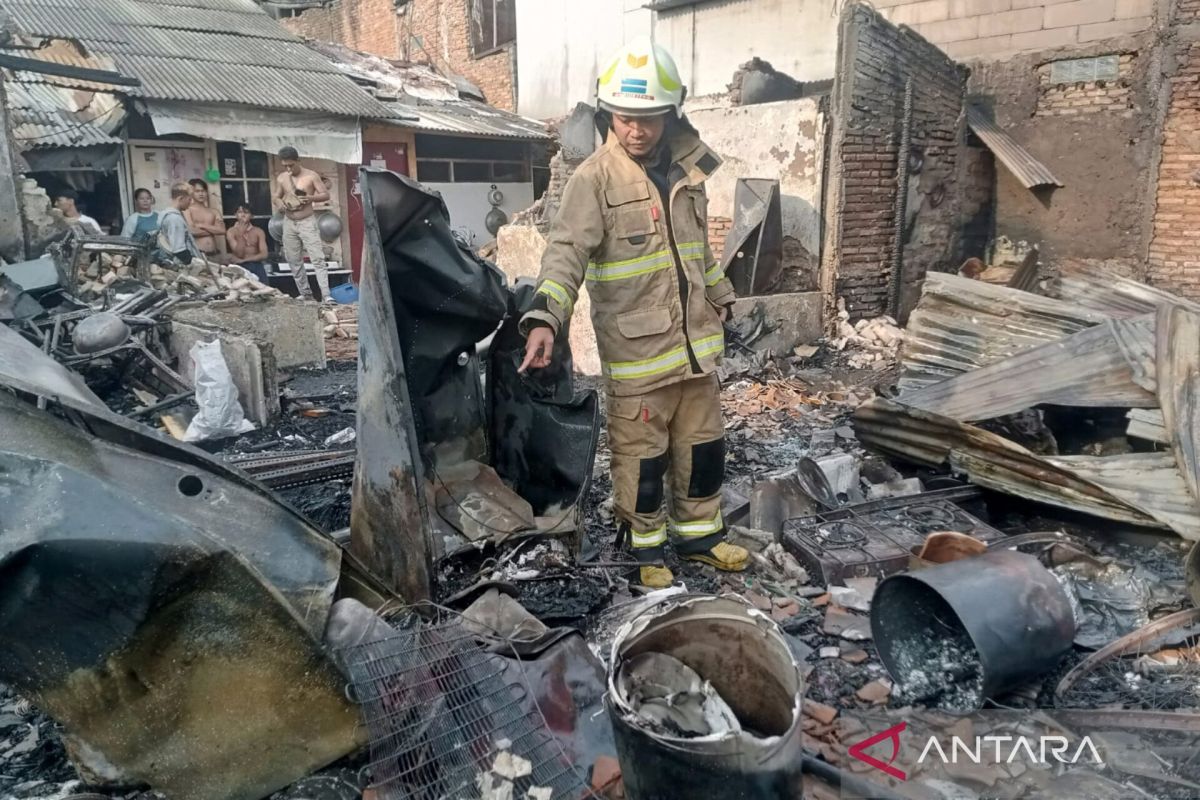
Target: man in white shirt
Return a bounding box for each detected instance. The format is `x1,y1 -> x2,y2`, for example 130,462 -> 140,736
53,190 -> 103,235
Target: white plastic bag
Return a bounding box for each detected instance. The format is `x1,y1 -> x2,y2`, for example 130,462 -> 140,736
183,339 -> 255,442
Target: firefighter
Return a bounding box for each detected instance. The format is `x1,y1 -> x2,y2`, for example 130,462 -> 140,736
518,37 -> 749,588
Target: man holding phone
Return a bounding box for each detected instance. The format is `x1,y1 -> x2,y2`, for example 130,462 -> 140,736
273,145 -> 331,301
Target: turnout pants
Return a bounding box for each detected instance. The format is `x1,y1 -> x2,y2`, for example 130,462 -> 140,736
608,374 -> 727,563
282,215 -> 330,301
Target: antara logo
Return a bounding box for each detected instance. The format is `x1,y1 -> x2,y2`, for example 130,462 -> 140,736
848,721 -> 1106,781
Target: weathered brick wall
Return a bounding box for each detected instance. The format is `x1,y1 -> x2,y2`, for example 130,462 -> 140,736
1147,42 -> 1200,299
1036,53 -> 1136,115
1179,0 -> 1200,23
960,143 -> 994,259
877,0 -> 1156,62
826,6 -> 969,320
404,0 -> 516,111
279,0 -> 401,58
708,216 -> 733,262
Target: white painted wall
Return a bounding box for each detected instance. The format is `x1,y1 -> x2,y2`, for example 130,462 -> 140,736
516,0 -> 651,121
425,182 -> 536,246
689,97 -> 826,254
515,0 -> 839,120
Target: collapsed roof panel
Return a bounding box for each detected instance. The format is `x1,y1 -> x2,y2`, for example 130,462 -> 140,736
1158,304 -> 1200,504
898,272 -> 1111,393
899,315 -> 1159,420
966,107 -> 1062,190
857,267 -> 1200,541
1060,263 -> 1200,319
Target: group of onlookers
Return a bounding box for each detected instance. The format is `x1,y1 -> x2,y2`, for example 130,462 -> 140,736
50,145 -> 329,300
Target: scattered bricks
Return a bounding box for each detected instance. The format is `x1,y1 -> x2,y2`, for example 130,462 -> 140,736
805,701 -> 839,726
856,679 -> 894,705
841,649 -> 871,665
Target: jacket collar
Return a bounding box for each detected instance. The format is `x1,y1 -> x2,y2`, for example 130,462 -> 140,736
604,123 -> 722,187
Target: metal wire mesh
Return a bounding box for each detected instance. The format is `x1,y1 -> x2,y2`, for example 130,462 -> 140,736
341,608 -> 590,800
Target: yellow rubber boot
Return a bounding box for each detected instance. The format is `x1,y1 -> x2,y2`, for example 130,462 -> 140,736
682,541 -> 750,572
639,565 -> 675,588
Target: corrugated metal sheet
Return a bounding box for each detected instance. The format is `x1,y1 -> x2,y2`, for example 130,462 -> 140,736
3,1 -> 126,43
967,107 -> 1062,190
2,0 -> 395,120
102,27 -> 341,73
897,272 -> 1111,392
899,315 -> 1159,420
857,265 -> 1200,541
106,0 -> 298,40
1158,304 -> 1200,506
854,399 -> 1182,533
397,101 -> 550,140
1060,263 -> 1200,318
6,81 -> 125,149
112,54 -> 395,117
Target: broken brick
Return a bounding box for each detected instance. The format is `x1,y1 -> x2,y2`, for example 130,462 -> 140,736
855,680 -> 892,705
805,700 -> 839,725
841,649 -> 870,665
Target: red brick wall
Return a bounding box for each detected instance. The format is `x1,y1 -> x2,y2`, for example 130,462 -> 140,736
707,216 -> 733,262
1178,0 -> 1200,23
280,0 -> 516,111
1147,42 -> 1200,299
403,0 -> 516,111
1036,54 -> 1136,117
280,0 -> 401,58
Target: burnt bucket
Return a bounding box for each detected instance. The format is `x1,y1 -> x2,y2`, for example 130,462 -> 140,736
871,550 -> 1075,711
606,595 -> 803,800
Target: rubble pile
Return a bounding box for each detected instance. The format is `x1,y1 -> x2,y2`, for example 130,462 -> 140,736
830,299 -> 903,370
75,254 -> 282,304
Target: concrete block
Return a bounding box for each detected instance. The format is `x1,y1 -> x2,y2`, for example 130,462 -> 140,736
890,0 -> 952,25
941,33 -> 1014,59
948,0 -> 1012,18
985,7 -> 1045,33
559,102 -> 598,162
1078,15 -> 1152,39
168,297 -> 325,369
1115,0 -> 1154,18
1009,25 -> 1081,50
914,15 -> 982,42
730,292 -> 824,354
1043,0 -> 1115,28
494,224 -> 600,375
169,322 -> 280,425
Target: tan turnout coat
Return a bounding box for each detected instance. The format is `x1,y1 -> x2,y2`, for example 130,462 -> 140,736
521,126 -> 736,397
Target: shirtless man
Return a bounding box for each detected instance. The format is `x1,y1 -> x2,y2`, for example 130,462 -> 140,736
272,145 -> 331,301
226,204 -> 270,283
184,179 -> 226,256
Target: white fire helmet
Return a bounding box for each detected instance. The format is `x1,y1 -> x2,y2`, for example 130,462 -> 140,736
596,37 -> 685,118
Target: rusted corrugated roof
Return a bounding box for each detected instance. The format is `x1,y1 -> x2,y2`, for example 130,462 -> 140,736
397,101 -> 550,141
897,272 -> 1111,393
968,107 -> 1062,190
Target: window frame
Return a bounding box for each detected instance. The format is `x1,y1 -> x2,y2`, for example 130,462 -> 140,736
216,142 -> 274,242
467,0 -> 515,59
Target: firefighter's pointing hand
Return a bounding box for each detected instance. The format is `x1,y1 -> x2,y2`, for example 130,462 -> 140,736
519,326 -> 554,372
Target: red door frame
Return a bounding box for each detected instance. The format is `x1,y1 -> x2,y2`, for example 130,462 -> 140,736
345,142 -> 410,282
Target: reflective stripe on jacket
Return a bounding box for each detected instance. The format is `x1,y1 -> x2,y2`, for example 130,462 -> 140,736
520,125 -> 736,397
